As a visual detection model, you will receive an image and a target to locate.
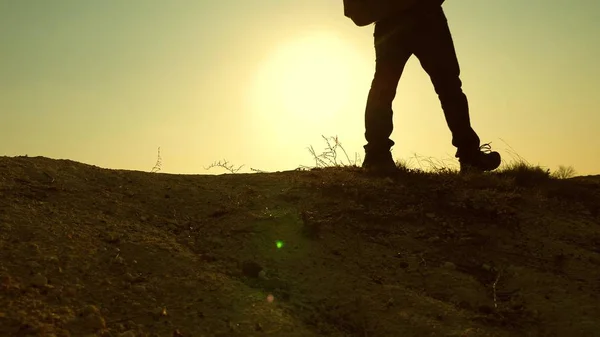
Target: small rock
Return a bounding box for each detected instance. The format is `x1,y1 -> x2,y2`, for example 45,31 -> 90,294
125,320 -> 137,330
81,305 -> 100,316
457,300 -> 472,310
105,232 -> 120,243
200,253 -> 216,262
386,297 -> 395,308
31,273 -> 48,287
28,261 -> 42,270
118,330 -> 136,337
140,215 -> 148,222
64,286 -> 77,297
48,286 -> 63,298
45,255 -> 60,263
477,304 -> 494,315
84,314 -> 106,330
1,277 -> 12,290
241,261 -> 262,278
69,307 -> 106,332
132,284 -> 146,293
443,262 -> 456,270
29,243 -> 41,254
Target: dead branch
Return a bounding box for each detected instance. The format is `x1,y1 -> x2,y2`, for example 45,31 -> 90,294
205,159 -> 244,174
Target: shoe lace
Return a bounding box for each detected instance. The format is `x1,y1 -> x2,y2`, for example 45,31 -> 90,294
479,142 -> 493,154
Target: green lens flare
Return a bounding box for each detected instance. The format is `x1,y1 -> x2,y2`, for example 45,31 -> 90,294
276,240 -> 284,249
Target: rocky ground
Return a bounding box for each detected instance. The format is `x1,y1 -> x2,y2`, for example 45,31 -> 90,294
0,156 -> 599,336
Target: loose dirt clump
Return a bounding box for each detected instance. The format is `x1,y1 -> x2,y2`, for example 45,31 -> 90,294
0,156 -> 599,336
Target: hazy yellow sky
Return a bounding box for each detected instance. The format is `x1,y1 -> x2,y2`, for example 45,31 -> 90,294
1,0 -> 599,175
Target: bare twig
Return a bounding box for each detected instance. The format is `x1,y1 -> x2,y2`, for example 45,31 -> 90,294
492,270 -> 502,310
151,147 -> 162,173
306,135 -> 360,168
205,159 -> 244,174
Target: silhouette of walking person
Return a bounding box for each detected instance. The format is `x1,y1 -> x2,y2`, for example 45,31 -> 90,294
359,0 -> 501,175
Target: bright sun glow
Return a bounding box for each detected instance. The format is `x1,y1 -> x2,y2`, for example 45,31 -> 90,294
272,35 -> 352,117
249,32 -> 369,130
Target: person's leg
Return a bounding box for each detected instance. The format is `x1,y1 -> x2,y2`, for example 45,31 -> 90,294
411,8 -> 481,158
363,25 -> 412,167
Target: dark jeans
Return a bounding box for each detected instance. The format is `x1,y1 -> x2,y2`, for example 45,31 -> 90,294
364,5 -> 480,158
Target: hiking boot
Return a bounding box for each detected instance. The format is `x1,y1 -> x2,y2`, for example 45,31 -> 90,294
362,150 -> 397,176
458,143 -> 501,173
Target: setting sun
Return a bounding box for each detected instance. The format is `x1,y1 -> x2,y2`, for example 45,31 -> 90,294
250,32 -> 367,126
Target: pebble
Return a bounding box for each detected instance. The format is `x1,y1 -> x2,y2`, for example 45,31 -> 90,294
64,286 -> 77,296
84,313 -> 106,330
28,261 -> 42,270
105,232 -> 120,243
45,255 -> 60,263
81,305 -> 100,316
70,305 -> 106,332
31,273 -> 48,287
443,262 -> 456,270
119,331 -> 136,337
132,284 -> 146,293
1,275 -> 13,288
241,261 -> 262,278
29,243 -> 41,254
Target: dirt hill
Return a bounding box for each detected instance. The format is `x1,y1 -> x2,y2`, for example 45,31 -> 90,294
1,156 -> 599,337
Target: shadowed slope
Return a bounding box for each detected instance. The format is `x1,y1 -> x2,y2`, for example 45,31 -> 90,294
0,156 -> 599,336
